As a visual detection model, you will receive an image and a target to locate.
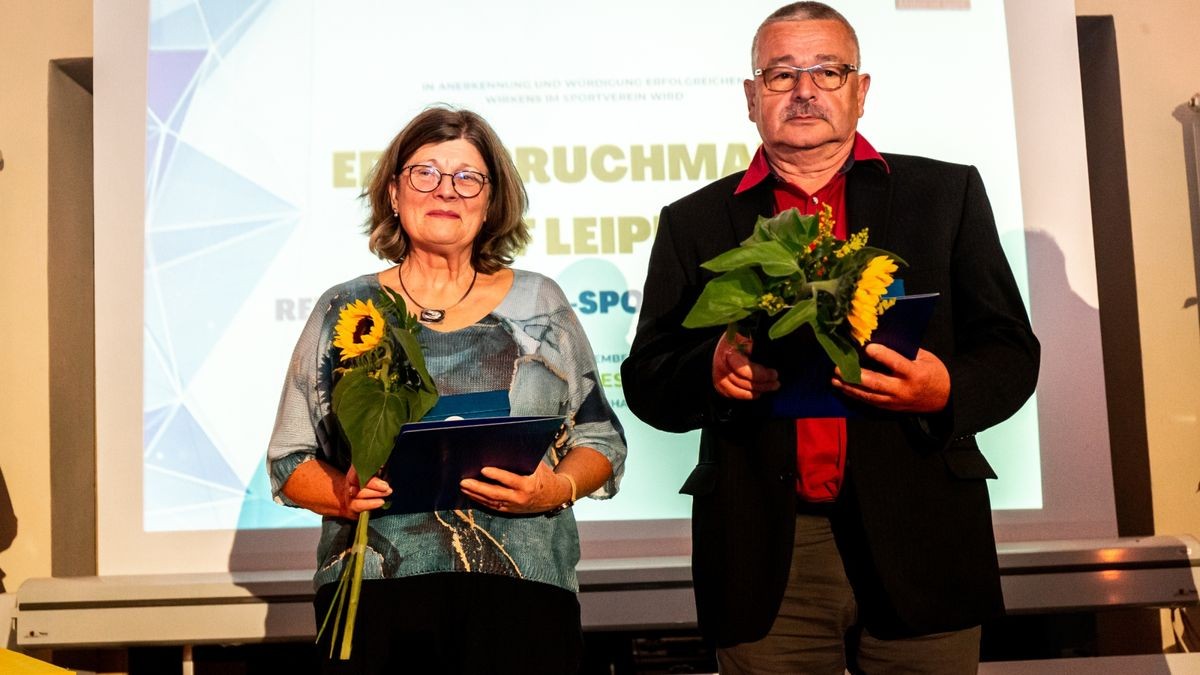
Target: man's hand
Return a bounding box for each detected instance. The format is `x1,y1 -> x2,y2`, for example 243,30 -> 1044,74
832,344 -> 950,413
712,332 -> 780,400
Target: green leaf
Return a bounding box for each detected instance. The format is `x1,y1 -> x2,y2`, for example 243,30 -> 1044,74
329,288 -> 440,490
391,327 -> 438,413
701,240 -> 799,277
782,211 -> 821,250
767,298 -> 817,339
740,209 -> 819,251
745,210 -> 782,243
332,369 -> 407,486
814,329 -> 862,385
848,247 -> 906,268
378,286 -> 438,420
683,268 -> 763,328
377,285 -> 417,330
862,246 -> 904,263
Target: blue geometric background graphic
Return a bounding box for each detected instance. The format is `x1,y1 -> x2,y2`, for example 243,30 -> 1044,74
143,0 -> 312,531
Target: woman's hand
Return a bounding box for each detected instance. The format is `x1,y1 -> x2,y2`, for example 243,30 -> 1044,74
459,461 -> 572,515
280,459 -> 393,520
339,465 -> 393,518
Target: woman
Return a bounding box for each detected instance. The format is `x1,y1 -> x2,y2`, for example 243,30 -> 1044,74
267,106 -> 626,674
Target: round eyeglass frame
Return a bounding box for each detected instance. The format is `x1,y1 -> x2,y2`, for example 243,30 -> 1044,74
753,63 -> 859,93
399,164 -> 490,198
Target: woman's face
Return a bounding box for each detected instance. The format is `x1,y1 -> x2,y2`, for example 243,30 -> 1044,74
389,138 -> 490,260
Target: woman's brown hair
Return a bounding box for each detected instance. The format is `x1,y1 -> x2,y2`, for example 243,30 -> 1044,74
363,105 -> 530,273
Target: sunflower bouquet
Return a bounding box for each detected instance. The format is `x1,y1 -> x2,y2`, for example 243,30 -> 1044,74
683,205 -> 903,384
320,286 -> 438,659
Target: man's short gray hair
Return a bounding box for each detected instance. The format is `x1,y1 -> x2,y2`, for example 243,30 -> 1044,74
750,1 -> 861,70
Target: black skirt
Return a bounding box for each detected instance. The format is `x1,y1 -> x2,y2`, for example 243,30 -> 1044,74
314,572 -> 582,675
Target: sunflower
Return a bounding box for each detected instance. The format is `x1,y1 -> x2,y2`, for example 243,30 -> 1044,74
332,299 -> 385,361
847,255 -> 899,345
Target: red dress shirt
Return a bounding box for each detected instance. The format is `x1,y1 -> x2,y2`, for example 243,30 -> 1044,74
733,134 -> 889,502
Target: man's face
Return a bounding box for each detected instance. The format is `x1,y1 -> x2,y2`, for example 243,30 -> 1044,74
744,19 -> 870,156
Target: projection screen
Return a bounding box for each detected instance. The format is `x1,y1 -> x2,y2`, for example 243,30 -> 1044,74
94,0 -> 1114,575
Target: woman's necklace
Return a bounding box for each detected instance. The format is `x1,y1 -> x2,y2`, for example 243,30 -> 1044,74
397,263 -> 478,324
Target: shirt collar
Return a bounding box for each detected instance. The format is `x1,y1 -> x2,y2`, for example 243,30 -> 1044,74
734,132 -> 890,195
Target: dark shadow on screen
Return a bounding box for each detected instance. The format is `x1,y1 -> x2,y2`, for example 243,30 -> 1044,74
1019,230 -> 1114,534
1020,226 -> 1152,544
980,229 -> 1162,658
224,457 -> 322,673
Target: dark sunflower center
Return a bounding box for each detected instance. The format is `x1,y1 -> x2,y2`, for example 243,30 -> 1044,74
352,317 -> 374,343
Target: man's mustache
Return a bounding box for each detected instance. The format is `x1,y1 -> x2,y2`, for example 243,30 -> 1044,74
783,102 -> 828,120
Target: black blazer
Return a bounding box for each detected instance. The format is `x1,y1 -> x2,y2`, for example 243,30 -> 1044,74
621,154 -> 1040,646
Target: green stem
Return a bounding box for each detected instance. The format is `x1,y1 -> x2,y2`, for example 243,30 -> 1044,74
723,323 -> 751,355
316,556 -> 352,657
338,511 -> 371,660
807,279 -> 840,297
722,323 -> 739,343
378,341 -> 393,394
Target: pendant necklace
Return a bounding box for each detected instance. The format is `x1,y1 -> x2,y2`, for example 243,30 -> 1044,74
397,263 -> 478,324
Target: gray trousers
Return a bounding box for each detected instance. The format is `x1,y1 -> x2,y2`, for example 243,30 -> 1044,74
717,513 -> 981,674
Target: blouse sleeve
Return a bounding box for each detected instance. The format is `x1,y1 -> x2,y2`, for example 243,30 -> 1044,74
265,287 -> 338,507
538,280 -> 629,499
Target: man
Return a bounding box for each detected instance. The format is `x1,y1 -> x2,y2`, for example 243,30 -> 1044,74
621,2 -> 1039,673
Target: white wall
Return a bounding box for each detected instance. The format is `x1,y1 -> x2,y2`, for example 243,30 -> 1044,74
1074,0 -> 1200,648
0,0 -> 93,592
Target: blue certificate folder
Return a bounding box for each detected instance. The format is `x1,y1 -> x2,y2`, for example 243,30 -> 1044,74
767,292 -> 940,418
377,398 -> 567,514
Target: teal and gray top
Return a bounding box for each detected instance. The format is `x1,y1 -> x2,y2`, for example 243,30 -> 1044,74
267,269 -> 627,592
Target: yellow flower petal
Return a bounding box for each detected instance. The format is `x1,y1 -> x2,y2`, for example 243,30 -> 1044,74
848,256 -> 897,344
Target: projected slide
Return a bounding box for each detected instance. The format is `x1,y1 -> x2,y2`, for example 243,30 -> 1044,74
141,0 -> 1041,534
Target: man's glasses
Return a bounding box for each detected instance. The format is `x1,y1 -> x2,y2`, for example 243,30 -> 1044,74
399,164 -> 489,198
754,63 -> 858,92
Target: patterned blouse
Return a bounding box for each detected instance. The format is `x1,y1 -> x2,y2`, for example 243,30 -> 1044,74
267,269 -> 627,592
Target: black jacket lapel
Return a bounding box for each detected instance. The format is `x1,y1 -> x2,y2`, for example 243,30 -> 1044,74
726,177 -> 775,244
846,160 -> 892,246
